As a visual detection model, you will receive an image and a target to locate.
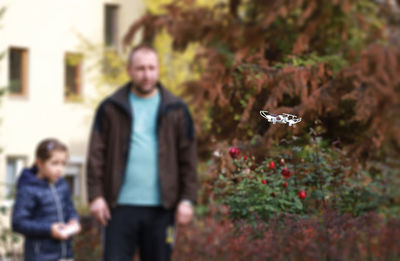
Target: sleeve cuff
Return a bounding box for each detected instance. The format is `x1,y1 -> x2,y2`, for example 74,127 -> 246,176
180,199 -> 193,206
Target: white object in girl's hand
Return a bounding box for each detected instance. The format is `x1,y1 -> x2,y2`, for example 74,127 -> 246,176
59,223 -> 80,237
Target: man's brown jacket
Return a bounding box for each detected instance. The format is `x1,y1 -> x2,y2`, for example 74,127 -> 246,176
86,82 -> 198,209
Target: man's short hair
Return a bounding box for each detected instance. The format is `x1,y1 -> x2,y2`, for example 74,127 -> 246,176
127,44 -> 158,67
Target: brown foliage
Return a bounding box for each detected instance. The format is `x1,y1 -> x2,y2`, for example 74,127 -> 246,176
124,0 -> 399,160
173,211 -> 400,261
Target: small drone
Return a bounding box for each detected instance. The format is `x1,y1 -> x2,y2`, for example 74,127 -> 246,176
260,111 -> 301,126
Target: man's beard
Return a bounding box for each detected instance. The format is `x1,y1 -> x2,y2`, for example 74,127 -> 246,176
133,82 -> 157,95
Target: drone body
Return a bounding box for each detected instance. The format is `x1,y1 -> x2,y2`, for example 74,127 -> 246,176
260,111 -> 301,126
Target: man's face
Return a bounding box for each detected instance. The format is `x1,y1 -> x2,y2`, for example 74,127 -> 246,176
128,49 -> 159,95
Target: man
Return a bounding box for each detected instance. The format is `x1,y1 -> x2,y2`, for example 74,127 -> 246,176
86,45 -> 198,261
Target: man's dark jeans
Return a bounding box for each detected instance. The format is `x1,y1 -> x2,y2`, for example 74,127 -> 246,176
103,205 -> 175,261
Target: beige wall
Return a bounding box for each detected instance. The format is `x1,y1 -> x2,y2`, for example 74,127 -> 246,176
0,0 -> 145,206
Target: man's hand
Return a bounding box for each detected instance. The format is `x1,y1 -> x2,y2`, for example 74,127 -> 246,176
176,201 -> 194,225
90,197 -> 111,226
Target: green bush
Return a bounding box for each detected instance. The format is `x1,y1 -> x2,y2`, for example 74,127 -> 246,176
214,131 -> 398,223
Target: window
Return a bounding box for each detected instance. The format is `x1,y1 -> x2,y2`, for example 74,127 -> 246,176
5,156 -> 26,199
64,162 -> 82,198
104,4 -> 119,48
64,53 -> 83,101
9,47 -> 28,96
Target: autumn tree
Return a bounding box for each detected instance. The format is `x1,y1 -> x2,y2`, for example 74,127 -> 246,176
124,0 -> 400,161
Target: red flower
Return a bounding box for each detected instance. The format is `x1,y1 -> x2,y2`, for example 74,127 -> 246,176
298,190 -> 307,199
243,155 -> 247,160
269,161 -> 275,169
283,182 -> 288,188
229,147 -> 240,158
281,167 -> 291,178
262,179 -> 267,185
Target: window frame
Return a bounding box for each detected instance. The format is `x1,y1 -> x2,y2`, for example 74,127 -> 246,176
64,159 -> 83,199
5,155 -> 27,200
8,47 -> 29,97
64,52 -> 83,102
104,4 -> 119,48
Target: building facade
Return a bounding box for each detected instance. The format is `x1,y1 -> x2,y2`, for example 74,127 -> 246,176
0,0 -> 145,207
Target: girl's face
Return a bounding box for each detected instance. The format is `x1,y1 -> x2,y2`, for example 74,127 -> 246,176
37,150 -> 68,184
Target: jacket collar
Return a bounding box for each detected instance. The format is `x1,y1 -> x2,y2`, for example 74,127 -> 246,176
17,166 -> 63,188
108,81 -> 180,114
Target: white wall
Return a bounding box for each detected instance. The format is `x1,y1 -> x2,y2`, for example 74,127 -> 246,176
0,0 -> 146,205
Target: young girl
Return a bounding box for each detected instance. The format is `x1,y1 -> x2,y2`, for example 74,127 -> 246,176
12,138 -> 81,261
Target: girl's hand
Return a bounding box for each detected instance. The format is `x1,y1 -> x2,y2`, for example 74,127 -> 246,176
67,219 -> 82,235
51,223 -> 68,241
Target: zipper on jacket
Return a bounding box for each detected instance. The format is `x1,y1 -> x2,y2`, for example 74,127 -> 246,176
34,241 -> 40,255
49,184 -> 67,259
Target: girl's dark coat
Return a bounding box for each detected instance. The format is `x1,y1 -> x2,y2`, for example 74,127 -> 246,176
12,167 -> 78,261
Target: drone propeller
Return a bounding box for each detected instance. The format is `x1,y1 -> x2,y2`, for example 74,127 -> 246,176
259,111 -> 270,119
